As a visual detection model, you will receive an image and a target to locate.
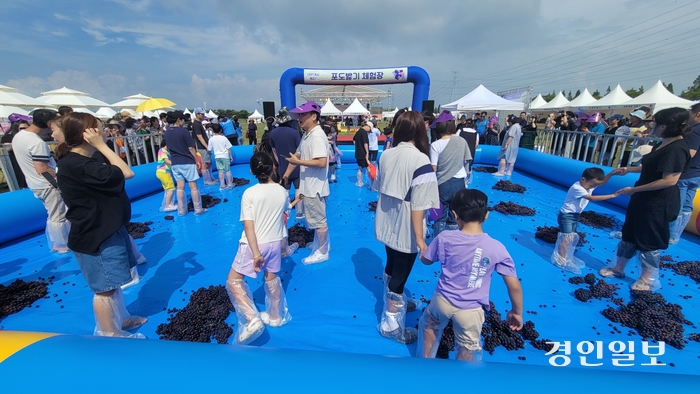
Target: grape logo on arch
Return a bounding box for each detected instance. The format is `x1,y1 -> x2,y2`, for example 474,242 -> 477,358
393,69 -> 405,80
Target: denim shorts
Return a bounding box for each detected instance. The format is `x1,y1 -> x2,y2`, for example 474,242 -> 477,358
73,227 -> 137,293
171,164 -> 200,182
215,158 -> 230,172
557,211 -> 580,234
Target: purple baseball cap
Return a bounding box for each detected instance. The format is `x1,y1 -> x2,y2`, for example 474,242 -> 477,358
290,101 -> 321,114
8,113 -> 32,123
430,110 -> 455,127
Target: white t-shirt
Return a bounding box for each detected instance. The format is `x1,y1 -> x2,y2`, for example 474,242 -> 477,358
561,181 -> 594,214
11,130 -> 55,190
368,128 -> 381,150
297,125 -> 330,198
239,183 -> 290,244
429,138 -> 467,179
207,134 -> 232,159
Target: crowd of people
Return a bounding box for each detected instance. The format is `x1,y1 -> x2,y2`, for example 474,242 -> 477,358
1,100 -> 699,362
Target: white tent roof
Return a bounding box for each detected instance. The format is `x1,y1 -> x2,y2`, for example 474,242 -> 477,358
536,92 -> 570,110
342,98 -> 371,115
441,84 -> 524,111
95,107 -> 117,119
72,107 -> 97,116
183,108 -> 191,115
320,99 -> 342,116
620,80 -> 696,113
581,85 -> 632,109
0,105 -> 30,118
530,94 -> 547,109
111,93 -> 151,109
0,84 -> 47,108
249,109 -> 264,119
120,108 -> 137,117
566,88 -> 598,108
206,110 -> 217,118
36,87 -> 111,108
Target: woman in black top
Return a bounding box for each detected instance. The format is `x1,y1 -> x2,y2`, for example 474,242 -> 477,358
56,113 -> 147,338
600,107 -> 691,291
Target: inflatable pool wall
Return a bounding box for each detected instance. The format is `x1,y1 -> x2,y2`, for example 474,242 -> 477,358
1,146 -> 698,246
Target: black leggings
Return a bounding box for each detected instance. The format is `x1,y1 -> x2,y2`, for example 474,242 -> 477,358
384,246 -> 418,294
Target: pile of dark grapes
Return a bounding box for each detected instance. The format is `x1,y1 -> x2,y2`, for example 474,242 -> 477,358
601,290 -> 691,349
156,285 -> 234,344
231,177 -> 250,187
493,201 -> 535,216
569,275 -> 620,303
288,223 -> 315,247
689,333 -> 700,342
164,215 -> 175,221
436,302 -> 555,358
535,225 -> 586,245
0,279 -> 49,318
368,201 -> 377,212
473,166 -> 499,173
187,195 -> 221,212
579,211 -> 620,229
662,260 -> 700,284
492,180 -> 526,193
126,221 -> 153,239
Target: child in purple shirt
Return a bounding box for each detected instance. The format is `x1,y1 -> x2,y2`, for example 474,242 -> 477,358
417,189 -> 523,361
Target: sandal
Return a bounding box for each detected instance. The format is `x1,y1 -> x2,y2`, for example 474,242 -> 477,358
631,280 -> 652,291
599,267 -> 625,278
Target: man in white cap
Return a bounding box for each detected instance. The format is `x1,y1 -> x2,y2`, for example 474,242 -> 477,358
193,107 -> 216,185
283,101 -> 331,265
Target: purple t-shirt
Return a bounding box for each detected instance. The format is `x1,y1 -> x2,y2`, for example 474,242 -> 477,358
425,230 -> 517,310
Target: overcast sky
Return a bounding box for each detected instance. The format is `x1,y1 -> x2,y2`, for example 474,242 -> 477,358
2,0 -> 698,111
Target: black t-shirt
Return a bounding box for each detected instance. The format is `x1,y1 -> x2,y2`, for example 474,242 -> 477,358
164,126 -> 196,166
57,152 -> 131,254
457,126 -> 478,158
603,126 -> 619,152
353,128 -> 369,159
681,123 -> 700,179
270,126 -> 301,179
248,123 -> 257,138
192,120 -> 208,149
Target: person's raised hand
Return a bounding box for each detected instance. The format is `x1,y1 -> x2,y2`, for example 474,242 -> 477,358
83,128 -> 106,147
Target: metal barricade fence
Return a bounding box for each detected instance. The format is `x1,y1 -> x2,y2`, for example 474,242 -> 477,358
0,133 -> 162,192
534,129 -> 661,168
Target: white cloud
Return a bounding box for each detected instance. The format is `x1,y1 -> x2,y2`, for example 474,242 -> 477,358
109,0 -> 153,12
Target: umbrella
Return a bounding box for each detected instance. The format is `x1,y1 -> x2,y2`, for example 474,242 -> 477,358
111,93 -> 151,109
136,98 -> 176,113
36,87 -> 111,108
0,85 -> 48,108
0,105 -> 30,118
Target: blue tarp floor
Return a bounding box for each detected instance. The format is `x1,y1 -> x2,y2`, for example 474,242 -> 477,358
1,163 -> 699,374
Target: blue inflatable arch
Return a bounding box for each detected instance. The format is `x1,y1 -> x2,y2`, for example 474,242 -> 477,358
279,66 -> 431,112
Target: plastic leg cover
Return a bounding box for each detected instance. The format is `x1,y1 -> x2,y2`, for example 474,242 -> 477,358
383,272 -> 418,312
456,344 -> 483,362
191,190 -> 207,215
416,309 -> 443,358
669,211 -> 692,244
161,190 -> 177,212
260,277 -> 292,327
176,189 -> 187,216
128,235 -> 147,265
120,266 -> 141,290
226,279 -> 263,345
635,250 -> 661,291
93,289 -> 146,338
303,229 -> 330,265
505,163 -> 514,176
550,232 -> 582,274
281,239 -> 299,258
46,219 -> 70,253
378,290 -> 417,344
600,241 -> 634,278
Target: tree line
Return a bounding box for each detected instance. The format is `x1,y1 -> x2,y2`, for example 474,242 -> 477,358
540,74 -> 700,102
209,109 -> 251,119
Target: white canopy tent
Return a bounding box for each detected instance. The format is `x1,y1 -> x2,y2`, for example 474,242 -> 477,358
248,109 -> 264,123
206,110 -> 218,119
442,84 -> 524,111
183,108 -> 191,115
0,105 -> 30,118
111,93 -> 150,109
36,87 -> 111,108
621,80 -> 696,113
581,85 -> 632,111
536,92 -> 570,110
0,85 -> 48,108
529,94 -> 548,109
320,99 -> 342,116
565,88 -> 597,109
342,98 -> 370,115
95,107 -> 117,119
382,107 -> 399,119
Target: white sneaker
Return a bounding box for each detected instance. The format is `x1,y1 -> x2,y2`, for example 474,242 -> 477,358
237,317 -> 264,344
163,204 -> 178,212
356,181 -> 365,187
302,250 -> 329,265
260,312 -> 284,327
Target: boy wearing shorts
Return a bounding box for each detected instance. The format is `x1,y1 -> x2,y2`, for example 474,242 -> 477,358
207,124 -> 234,190
552,167 -> 620,273
156,139 -> 177,212
417,189 -> 523,361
